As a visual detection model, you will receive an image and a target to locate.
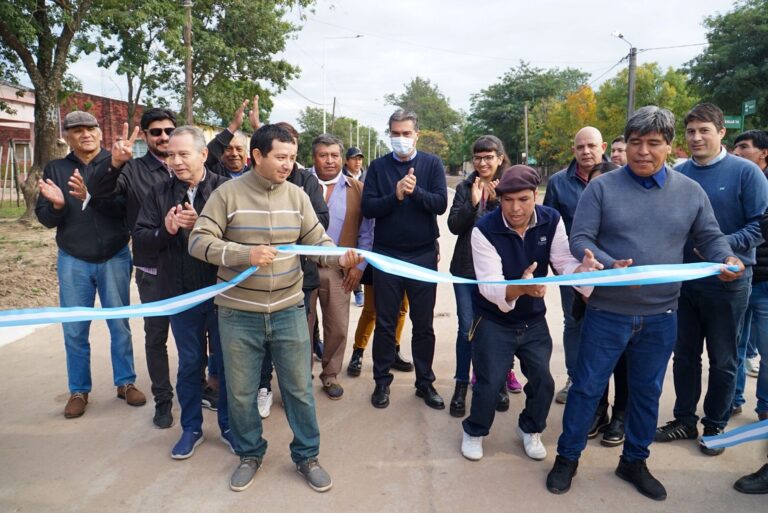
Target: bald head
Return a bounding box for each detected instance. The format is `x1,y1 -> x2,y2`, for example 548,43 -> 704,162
572,126 -> 607,170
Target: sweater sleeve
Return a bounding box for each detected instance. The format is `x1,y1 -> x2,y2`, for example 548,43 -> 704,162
569,181 -> 617,268
189,188 -> 253,268
408,159 -> 447,215
725,166 -> 768,252
361,160 -> 399,218
692,189 -> 736,263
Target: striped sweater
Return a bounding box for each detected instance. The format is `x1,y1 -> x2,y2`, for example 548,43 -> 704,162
189,170 -> 340,313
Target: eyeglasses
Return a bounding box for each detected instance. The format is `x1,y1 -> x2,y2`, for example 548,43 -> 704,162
472,155 -> 498,163
146,127 -> 175,137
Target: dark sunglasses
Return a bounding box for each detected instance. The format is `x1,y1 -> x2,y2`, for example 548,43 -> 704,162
146,127 -> 175,137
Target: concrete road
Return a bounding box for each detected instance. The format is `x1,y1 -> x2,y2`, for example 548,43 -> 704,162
1,192 -> 766,513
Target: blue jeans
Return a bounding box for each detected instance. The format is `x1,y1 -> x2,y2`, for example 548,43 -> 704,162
557,307 -> 677,462
734,281 -> 768,414
674,278 -> 750,429
218,303 -> 319,463
559,286 -> 582,379
57,246 -> 135,393
453,284 -> 474,383
169,299 -> 229,434
463,317 -> 554,436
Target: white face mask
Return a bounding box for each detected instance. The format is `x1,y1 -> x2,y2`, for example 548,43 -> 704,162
390,136 -> 415,156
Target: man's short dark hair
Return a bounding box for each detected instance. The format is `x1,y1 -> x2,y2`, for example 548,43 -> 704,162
611,135 -> 625,145
684,103 -> 725,131
735,130 -> 768,150
388,109 -> 419,131
250,124 -> 296,157
311,134 -> 344,156
275,121 -> 299,141
624,106 -> 676,144
140,108 -> 177,131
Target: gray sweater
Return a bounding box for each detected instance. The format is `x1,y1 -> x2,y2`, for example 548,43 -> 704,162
570,168 -> 733,315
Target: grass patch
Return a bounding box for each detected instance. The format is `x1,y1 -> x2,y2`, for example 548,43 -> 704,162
0,201 -> 25,219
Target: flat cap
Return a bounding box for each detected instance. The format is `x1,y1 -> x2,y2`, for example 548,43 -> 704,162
63,111 -> 99,129
495,165 -> 541,194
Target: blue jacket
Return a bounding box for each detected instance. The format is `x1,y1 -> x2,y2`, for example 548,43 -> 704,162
543,156 -> 609,235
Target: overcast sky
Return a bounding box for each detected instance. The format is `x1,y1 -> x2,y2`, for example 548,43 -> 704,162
71,0 -> 737,142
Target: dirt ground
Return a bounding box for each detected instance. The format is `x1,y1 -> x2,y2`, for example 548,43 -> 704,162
0,219 -> 59,309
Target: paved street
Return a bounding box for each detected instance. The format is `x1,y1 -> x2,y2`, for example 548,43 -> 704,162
0,188 -> 766,513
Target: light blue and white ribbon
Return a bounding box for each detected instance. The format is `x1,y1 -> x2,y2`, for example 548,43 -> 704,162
0,244 -> 736,328
700,419 -> 768,449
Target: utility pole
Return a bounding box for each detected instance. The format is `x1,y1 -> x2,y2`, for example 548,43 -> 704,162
627,46 -> 637,118
524,102 -> 529,164
330,97 -> 336,132
356,121 -> 360,148
182,0 -> 194,124
367,129 -> 371,166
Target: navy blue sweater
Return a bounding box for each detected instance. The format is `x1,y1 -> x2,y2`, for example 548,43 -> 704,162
361,151 -> 447,255
473,205 -> 559,325
676,153 -> 768,270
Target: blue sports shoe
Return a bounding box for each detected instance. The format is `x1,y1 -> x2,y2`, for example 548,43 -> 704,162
171,430 -> 204,460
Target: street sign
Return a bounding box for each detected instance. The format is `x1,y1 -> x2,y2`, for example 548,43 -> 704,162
743,99 -> 757,116
724,116 -> 743,129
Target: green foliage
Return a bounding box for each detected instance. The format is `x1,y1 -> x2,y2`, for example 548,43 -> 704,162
535,86 -> 598,167
296,107 -> 383,168
468,62 -> 589,165
687,0 -> 768,130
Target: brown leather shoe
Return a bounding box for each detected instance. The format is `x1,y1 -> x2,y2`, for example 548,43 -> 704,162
117,384 -> 146,406
759,411 -> 768,421
64,392 -> 89,418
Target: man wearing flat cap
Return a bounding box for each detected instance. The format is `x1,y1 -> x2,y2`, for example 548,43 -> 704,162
36,111 -> 146,419
461,165 -> 601,463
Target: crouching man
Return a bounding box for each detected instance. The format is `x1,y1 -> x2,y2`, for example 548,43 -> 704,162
189,124 -> 362,493
461,165 -> 601,462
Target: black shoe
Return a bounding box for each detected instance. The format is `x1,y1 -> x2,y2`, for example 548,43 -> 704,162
601,410 -> 625,447
153,400 -> 173,429
615,457 -> 667,501
201,385 -> 218,411
699,425 -> 725,456
546,455 -> 579,494
371,384 -> 390,408
347,348 -> 363,377
313,339 -> 324,361
587,405 -> 610,439
734,464 -> 768,494
730,405 -> 742,417
654,419 -> 698,442
495,389 -> 510,412
392,349 -> 414,372
415,384 -> 445,410
449,382 -> 469,417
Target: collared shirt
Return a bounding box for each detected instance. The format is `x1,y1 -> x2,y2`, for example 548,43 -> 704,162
392,150 -> 418,163
471,215 -> 592,313
625,164 -> 667,189
324,172 -> 374,271
691,147 -> 727,168
186,169 -> 207,205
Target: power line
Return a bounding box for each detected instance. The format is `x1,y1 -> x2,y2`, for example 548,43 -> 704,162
588,56 -> 627,86
639,42 -> 708,52
286,84 -> 326,105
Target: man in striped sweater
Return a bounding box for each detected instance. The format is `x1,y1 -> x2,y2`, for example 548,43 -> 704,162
189,124 -> 362,494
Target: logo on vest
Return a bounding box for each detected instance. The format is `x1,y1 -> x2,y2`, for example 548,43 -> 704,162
538,236 -> 547,246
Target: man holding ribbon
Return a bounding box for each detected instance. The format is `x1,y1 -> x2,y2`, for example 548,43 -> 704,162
546,106 -> 744,501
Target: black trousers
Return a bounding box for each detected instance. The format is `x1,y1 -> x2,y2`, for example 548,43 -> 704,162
372,247 -> 437,388
135,269 -> 173,404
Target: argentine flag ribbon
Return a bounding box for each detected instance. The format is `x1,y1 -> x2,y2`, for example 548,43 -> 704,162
0,244 -> 736,328
700,419 -> 768,449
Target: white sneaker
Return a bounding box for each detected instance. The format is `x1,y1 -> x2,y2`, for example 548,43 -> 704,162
746,356 -> 760,378
517,426 -> 547,460
461,430 -> 483,461
257,388 -> 273,418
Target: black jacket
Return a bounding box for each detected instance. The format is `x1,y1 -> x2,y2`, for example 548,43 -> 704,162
288,164 -> 329,290
133,169 -> 229,297
206,129 -> 251,178
36,150 -> 129,263
448,171 -> 500,278
757,209 -> 768,283
88,151 -> 172,267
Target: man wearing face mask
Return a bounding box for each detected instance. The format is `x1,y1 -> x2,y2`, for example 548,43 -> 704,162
361,109 -> 448,409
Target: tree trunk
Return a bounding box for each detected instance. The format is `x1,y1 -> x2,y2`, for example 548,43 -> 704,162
18,87 -> 61,224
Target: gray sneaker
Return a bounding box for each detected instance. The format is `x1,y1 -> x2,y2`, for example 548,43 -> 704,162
230,457 -> 262,492
555,378 -> 572,404
296,458 -> 333,492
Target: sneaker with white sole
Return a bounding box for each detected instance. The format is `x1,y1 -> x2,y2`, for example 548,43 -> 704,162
461,430 -> 483,461
746,356 -> 760,378
517,426 -> 547,460
257,388 -> 273,418
296,458 -> 333,492
555,378 -> 571,404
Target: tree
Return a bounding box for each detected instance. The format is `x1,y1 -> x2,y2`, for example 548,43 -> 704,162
535,86 -> 598,167
468,62 -> 588,165
687,0 -> 768,130
296,107 -> 383,168
0,0 -> 95,223
162,0 -> 314,126
595,63 -> 699,146
384,77 -> 461,135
